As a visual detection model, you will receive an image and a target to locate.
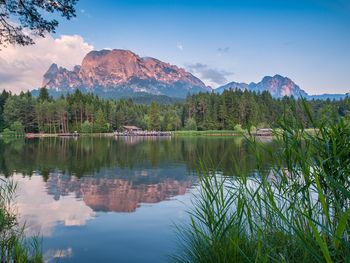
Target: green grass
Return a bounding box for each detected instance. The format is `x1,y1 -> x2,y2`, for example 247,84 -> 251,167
173,102 -> 350,263
0,178 -> 42,262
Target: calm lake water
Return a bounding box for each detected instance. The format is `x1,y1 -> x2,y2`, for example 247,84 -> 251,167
0,136 -> 275,262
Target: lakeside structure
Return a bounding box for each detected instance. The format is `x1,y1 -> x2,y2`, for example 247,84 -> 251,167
114,126 -> 173,137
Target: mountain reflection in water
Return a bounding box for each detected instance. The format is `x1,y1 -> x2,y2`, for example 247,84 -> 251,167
0,136 -> 277,263
46,172 -> 193,213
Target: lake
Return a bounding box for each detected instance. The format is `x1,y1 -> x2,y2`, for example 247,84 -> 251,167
0,136 -> 275,262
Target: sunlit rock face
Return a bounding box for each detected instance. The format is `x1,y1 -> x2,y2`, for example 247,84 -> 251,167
216,74 -> 308,98
42,49 -> 210,97
46,174 -> 193,212
251,75 -> 308,98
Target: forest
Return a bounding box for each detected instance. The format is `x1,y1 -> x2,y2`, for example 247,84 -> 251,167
0,87 -> 349,134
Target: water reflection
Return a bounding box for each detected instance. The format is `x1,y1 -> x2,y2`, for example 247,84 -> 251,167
46,171 -> 193,212
0,136 -> 276,178
0,136 -> 277,263
14,174 -> 95,237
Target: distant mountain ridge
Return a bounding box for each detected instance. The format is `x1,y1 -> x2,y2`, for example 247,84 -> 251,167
215,74 -> 309,98
39,49 -> 347,100
42,49 -> 210,98
215,75 -> 348,100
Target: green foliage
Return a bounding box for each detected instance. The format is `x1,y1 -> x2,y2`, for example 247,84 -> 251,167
0,178 -> 42,262
148,102 -> 161,130
1,128 -> 15,137
174,103 -> 350,263
0,89 -> 348,134
233,124 -> 244,133
184,118 -> 197,131
94,109 -> 109,133
37,87 -> 50,102
10,121 -> 25,136
81,120 -> 93,134
3,94 -> 36,133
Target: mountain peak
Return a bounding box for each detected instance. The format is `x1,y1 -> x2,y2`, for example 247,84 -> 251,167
42,49 -> 210,98
216,74 -> 308,98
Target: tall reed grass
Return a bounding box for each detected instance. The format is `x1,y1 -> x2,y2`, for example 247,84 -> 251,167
174,102 -> 350,263
0,178 -> 42,262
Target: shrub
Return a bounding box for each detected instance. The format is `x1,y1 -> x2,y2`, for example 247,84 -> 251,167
81,121 -> 93,134
233,124 -> 244,133
1,128 -> 15,137
184,118 -> 197,131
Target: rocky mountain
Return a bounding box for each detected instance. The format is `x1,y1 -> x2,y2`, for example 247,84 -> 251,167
41,50 -> 347,100
214,81 -> 249,94
42,49 -> 211,98
216,74 -> 308,98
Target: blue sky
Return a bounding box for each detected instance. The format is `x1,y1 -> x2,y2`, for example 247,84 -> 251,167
19,0 -> 350,93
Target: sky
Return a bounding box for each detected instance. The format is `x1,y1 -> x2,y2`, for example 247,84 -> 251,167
0,0 -> 349,94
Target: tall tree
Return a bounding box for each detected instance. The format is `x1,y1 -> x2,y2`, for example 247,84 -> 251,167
148,102 -> 160,130
38,87 -> 50,102
94,109 -> 108,133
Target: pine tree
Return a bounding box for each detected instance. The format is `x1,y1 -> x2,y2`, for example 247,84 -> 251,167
148,102 -> 160,130
94,109 -> 108,133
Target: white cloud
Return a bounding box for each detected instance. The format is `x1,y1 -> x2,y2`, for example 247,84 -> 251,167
0,34 -> 93,93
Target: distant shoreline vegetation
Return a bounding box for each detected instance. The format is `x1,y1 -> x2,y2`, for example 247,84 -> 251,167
0,88 -> 349,136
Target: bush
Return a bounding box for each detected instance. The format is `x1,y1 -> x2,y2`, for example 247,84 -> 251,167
81,121 -> 93,134
10,121 -> 25,136
184,118 -> 197,131
233,124 -> 245,133
1,128 -> 15,137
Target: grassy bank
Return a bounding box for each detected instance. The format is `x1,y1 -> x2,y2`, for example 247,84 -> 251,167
174,106 -> 350,262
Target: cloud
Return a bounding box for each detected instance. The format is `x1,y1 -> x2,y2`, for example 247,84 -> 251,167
217,47 -> 230,55
14,174 -> 95,237
176,42 -> 183,51
44,248 -> 73,262
0,34 -> 93,93
186,63 -> 233,86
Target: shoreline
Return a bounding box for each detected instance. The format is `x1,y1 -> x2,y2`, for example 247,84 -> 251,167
20,132 -> 274,138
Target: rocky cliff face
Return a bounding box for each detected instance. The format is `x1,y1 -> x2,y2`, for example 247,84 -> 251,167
216,74 -> 308,98
250,74 -> 308,98
42,49 -> 210,98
